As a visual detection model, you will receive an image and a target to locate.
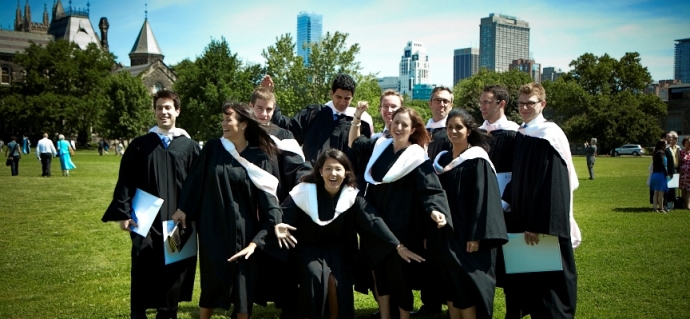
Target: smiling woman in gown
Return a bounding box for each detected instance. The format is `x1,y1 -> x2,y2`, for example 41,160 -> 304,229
171,101 -> 295,319
348,104 -> 451,319
433,108 -> 508,319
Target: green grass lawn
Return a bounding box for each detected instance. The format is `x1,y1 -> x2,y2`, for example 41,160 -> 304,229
0,151 -> 688,318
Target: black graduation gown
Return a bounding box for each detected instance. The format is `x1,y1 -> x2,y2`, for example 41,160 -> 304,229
272,104 -> 372,187
263,124 -> 313,202
177,139 -> 282,313
101,133 -> 200,310
352,136 -> 451,311
505,134 -> 577,319
436,152 -> 508,319
280,186 -> 400,319
427,127 -> 452,161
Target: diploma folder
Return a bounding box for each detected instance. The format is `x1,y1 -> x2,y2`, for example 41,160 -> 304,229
163,220 -> 198,265
129,189 -> 164,237
668,173 -> 680,188
503,233 -> 563,274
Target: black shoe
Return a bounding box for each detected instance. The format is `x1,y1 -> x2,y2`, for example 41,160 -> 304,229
411,305 -> 442,317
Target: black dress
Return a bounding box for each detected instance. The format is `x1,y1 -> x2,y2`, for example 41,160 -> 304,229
505,133 -> 577,319
435,150 -> 508,319
427,127 -> 452,161
352,136 -> 451,311
177,139 -> 282,314
281,184 -> 401,319
102,133 -> 200,311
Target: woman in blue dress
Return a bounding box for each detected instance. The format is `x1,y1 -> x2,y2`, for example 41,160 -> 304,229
650,139 -> 670,213
56,134 -> 76,176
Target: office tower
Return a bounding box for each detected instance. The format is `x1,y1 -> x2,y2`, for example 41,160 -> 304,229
479,13 -> 530,72
377,76 -> 400,92
675,38 -> 690,83
453,47 -> 479,85
542,67 -> 564,83
510,59 -> 541,83
399,41 -> 430,98
296,12 -> 322,65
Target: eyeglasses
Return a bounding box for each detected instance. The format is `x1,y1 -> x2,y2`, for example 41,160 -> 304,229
432,98 -> 452,105
517,100 -> 542,107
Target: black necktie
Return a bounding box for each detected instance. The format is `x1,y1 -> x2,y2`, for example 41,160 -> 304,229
384,130 -> 392,139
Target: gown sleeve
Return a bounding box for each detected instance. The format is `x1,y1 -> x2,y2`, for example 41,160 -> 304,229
414,160 -> 452,225
102,139 -> 139,221
252,156 -> 283,249
466,159 -> 508,249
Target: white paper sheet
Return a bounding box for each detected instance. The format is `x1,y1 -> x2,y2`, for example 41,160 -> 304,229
130,189 -> 164,237
502,233 -> 563,274
496,172 -> 512,196
668,173 -> 680,188
162,220 -> 198,265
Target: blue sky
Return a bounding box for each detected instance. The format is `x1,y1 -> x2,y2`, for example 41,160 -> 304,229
2,0 -> 689,87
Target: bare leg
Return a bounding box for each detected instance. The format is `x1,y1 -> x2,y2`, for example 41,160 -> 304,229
327,274 -> 338,319
683,189 -> 690,209
398,307 -> 410,319
458,306 -> 476,319
199,307 -> 213,319
447,301 -> 461,319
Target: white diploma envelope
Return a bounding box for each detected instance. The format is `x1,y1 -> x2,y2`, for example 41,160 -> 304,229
668,173 -> 679,188
130,189 -> 164,237
503,233 -> 563,274
162,220 -> 198,265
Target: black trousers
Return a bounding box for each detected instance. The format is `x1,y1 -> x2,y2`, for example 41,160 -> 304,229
40,153 -> 52,176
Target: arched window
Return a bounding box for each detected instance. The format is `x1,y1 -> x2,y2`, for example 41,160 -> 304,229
153,82 -> 163,93
1,67 -> 10,85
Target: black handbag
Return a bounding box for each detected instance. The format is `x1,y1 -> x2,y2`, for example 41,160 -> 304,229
5,157 -> 12,166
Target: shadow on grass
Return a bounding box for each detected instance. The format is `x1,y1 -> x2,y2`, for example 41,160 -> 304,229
612,207 -> 655,213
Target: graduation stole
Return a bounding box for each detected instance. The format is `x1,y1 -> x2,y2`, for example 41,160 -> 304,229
519,114 -> 581,248
432,146 -> 496,175
269,135 -> 306,162
289,183 -> 359,226
479,115 -> 520,133
148,126 -> 191,138
364,137 -> 428,185
220,137 -> 279,199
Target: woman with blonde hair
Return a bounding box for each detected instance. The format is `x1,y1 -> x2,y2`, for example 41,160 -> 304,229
56,134 -> 76,176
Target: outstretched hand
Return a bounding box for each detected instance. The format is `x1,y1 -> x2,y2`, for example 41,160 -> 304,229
275,223 -> 297,249
397,245 -> 425,263
228,242 -> 258,262
430,211 -> 447,228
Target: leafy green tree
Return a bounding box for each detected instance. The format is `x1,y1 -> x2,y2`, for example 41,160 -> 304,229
173,37 -> 265,141
262,31 -> 380,120
101,71 -> 154,140
2,40 -> 115,144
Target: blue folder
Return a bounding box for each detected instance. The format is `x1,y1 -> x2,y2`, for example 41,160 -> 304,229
503,233 -> 563,274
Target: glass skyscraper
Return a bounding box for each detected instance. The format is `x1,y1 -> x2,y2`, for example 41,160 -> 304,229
453,47 -> 479,85
296,12 -> 322,65
479,13 -> 530,73
675,38 -> 690,83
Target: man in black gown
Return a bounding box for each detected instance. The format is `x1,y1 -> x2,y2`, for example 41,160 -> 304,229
270,74 -> 373,187
505,83 -> 579,319
102,90 -> 200,319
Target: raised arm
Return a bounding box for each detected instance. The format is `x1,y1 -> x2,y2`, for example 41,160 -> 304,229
348,101 -> 368,148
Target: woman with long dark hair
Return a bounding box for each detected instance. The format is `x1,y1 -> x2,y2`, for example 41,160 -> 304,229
433,108 -> 507,319
280,148 -> 423,319
349,105 -> 450,319
172,101 -> 294,319
650,139 -> 670,213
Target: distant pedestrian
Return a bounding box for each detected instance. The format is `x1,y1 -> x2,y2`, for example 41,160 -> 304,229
651,139 -> 670,213
679,136 -> 690,209
98,139 -> 105,156
21,134 -> 30,154
116,140 -> 125,156
5,136 -> 21,176
56,134 -> 76,177
36,133 -> 57,177
0,139 -> 4,153
584,138 -> 597,180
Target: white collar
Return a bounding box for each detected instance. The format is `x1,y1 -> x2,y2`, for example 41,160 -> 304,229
433,147 -> 495,175
479,115 -> 520,132
269,135 -> 306,162
426,117 -> 447,129
364,137 -> 428,185
325,101 -> 374,137
289,183 -> 359,226
149,126 -> 191,138
219,137 -> 279,199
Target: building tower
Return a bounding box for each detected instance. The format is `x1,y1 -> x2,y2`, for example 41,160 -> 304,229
479,13 -> 530,72
399,41 -> 430,98
99,17 -> 109,52
453,47 -> 479,86
675,38 -> 690,84
296,12 -> 322,65
129,16 -> 164,66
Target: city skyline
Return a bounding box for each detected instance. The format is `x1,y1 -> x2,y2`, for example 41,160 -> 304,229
1,0 -> 689,88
